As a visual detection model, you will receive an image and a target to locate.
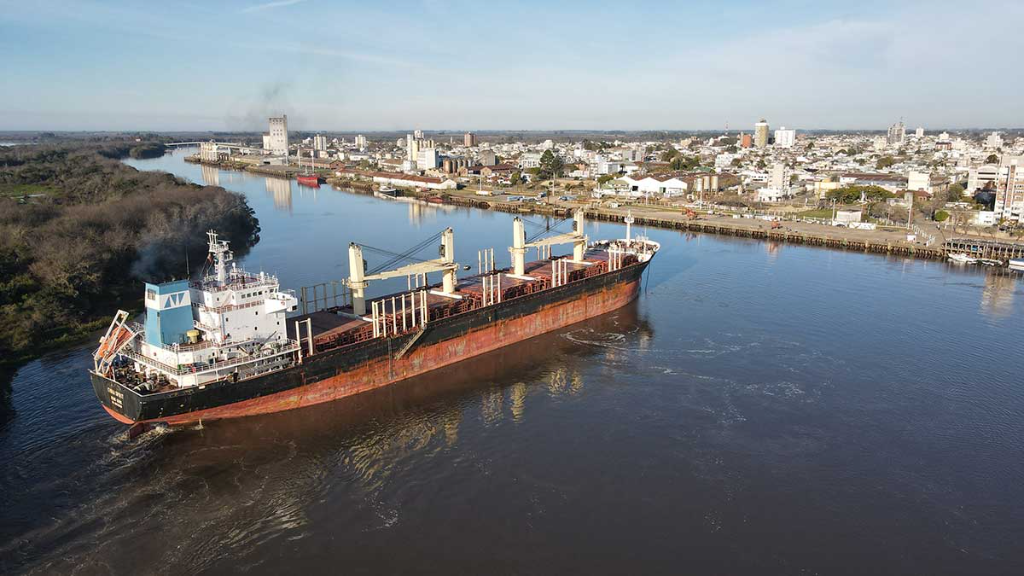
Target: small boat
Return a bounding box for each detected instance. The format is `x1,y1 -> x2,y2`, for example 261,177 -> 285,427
296,148 -> 322,187
1009,259 -> 1024,272
375,186 -> 399,198
948,253 -> 977,264
297,174 -> 321,187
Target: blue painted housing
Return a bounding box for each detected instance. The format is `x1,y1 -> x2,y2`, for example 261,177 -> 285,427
144,280 -> 194,347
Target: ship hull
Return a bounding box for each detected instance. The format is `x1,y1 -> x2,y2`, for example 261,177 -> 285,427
91,260 -> 649,425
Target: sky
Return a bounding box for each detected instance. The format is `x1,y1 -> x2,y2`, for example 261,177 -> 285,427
1,0 -> 1022,132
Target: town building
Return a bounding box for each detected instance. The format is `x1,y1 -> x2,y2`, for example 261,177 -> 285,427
313,134 -> 328,151
754,119 -> 770,149
620,175 -> 688,196
907,170 -> 932,193
774,127 -> 796,148
984,132 -> 1003,150
520,152 -> 543,169
967,164 -> 1000,194
887,120 -> 906,146
355,134 -> 367,150
268,115 -> 289,157
417,147 -> 439,170
995,155 -> 1024,223
464,132 -> 477,147
478,149 -> 497,166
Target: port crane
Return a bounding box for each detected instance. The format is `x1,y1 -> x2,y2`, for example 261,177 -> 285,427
510,209 -> 588,276
347,227 -> 460,315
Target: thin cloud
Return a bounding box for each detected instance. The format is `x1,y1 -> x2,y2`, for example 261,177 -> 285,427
240,0 -> 306,14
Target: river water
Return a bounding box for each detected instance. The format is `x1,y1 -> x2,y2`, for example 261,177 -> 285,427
2,149 -> 1023,575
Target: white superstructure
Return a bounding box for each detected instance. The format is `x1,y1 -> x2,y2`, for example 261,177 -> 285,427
96,232 -> 300,390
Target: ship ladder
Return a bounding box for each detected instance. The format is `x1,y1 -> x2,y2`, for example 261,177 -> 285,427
395,327 -> 427,360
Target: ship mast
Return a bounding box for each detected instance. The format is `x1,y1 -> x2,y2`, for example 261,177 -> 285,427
207,230 -> 232,284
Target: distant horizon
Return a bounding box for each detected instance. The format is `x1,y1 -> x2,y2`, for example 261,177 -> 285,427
2,1 -> 1022,132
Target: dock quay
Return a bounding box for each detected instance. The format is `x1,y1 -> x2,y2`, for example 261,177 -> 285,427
585,210 -> 947,260
182,157 -> 1024,265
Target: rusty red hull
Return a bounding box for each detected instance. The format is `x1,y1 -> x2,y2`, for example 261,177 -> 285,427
91,261 -> 648,425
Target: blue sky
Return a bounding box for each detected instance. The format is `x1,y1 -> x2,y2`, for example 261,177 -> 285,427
1,0 -> 1021,131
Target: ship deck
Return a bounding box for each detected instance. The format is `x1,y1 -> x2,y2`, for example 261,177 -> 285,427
286,247 -> 624,349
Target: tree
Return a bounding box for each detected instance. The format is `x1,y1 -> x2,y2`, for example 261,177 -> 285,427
985,154 -> 999,164
538,149 -> 564,180
597,174 -> 615,187
934,210 -> 950,222
509,171 -> 521,186
826,185 -> 895,204
876,156 -> 895,170
660,149 -> 679,162
756,159 -> 767,170
946,183 -> 964,201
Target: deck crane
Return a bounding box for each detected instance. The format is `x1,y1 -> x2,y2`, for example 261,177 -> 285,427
509,209 -> 588,277
347,227 -> 459,315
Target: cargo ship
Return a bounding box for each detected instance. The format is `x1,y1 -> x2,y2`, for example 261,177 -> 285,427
90,210 -> 659,426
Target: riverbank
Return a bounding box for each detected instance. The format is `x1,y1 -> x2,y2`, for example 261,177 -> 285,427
189,155 -> 1024,264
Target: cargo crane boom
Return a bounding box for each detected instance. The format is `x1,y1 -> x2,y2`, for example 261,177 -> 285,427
347,227 -> 459,315
510,209 -> 588,276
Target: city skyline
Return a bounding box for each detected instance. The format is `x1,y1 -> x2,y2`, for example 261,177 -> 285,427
2,0 -> 1023,131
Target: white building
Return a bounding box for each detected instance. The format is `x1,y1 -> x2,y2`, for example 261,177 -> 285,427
769,163 -> 791,192
774,127 -> 796,148
984,132 -> 1003,151
313,134 -> 328,151
417,148 -> 439,170
967,164 -> 1000,193
907,170 -> 932,193
915,127 -> 925,138
199,141 -> 221,162
971,211 -> 997,227
621,175 -> 687,196
995,155 -> 1024,223
756,187 -> 787,202
520,152 -> 543,169
268,115 -> 289,157
355,135 -> 367,150
835,209 -> 862,224
262,134 -> 272,150
887,121 -> 906,146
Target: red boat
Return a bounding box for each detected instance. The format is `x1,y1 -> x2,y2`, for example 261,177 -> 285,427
296,174 -> 321,187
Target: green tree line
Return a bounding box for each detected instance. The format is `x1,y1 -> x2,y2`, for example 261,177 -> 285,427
0,142 -> 259,369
